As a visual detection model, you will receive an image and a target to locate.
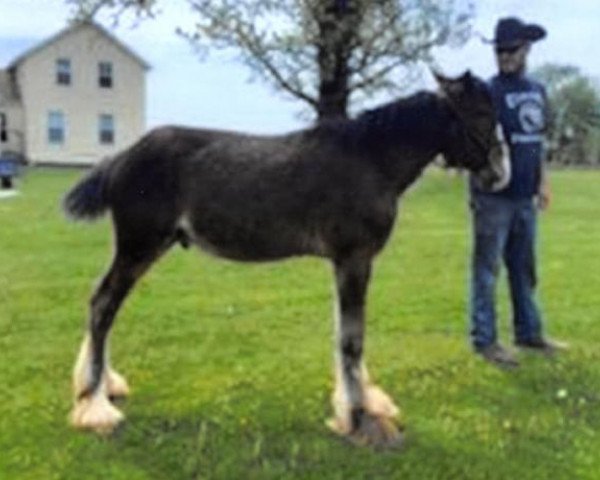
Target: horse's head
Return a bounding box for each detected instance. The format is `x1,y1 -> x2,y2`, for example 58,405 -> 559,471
435,71 -> 510,191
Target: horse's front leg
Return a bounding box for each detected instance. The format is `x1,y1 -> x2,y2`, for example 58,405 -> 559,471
328,255 -> 403,448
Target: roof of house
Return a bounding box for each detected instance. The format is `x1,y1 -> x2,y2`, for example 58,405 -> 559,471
0,70 -> 21,105
7,20 -> 150,70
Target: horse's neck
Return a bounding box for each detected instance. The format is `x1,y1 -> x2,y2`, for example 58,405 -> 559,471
375,99 -> 451,195
385,149 -> 437,195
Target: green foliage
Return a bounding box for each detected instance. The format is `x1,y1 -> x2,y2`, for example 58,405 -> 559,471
66,0 -> 157,21
532,64 -> 600,166
1,168 -> 599,479
66,0 -> 474,119
182,1 -> 473,106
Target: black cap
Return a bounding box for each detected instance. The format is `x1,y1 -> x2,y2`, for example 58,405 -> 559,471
490,17 -> 547,48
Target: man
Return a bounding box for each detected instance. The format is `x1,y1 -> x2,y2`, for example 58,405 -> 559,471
470,17 -> 565,368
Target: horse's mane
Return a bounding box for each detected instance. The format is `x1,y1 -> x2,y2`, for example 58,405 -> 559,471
312,91 -> 450,153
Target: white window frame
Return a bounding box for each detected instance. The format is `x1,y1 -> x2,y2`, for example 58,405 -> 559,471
99,114 -> 115,145
48,110 -> 66,145
99,62 -> 113,88
56,58 -> 71,86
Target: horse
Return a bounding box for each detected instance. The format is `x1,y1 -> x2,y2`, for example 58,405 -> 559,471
63,71 -> 509,448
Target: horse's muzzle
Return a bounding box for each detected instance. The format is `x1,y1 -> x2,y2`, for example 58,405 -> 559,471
472,126 -> 511,192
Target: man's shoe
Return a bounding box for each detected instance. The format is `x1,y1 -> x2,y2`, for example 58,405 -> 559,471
516,338 -> 569,356
475,343 -> 519,368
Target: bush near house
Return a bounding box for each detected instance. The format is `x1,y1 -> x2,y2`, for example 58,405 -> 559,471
0,151 -> 24,189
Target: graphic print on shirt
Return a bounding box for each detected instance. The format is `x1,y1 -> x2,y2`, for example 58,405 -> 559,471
504,91 -> 545,144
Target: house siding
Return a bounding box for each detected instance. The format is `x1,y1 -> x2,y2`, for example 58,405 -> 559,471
14,23 -> 146,165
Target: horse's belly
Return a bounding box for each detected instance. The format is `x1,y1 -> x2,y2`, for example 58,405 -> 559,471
178,214 -> 325,262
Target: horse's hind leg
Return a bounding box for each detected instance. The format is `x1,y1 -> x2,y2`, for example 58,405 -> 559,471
71,241 -> 168,435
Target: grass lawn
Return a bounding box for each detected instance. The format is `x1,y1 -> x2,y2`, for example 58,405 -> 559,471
0,167 -> 599,479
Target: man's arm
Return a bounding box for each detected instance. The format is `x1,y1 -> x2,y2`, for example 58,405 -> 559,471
538,83 -> 552,211
538,160 -> 551,211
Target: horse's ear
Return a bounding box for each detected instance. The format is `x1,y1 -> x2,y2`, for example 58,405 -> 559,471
432,69 -> 453,88
462,70 -> 476,91
431,69 -> 446,84
434,70 -> 467,98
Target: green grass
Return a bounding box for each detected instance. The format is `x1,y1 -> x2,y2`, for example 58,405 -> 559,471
1,167 -> 599,479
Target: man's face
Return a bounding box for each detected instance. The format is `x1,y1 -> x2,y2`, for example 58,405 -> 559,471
495,42 -> 530,74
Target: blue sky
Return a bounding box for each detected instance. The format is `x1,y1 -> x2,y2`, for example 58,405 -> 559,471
1,0 -> 598,133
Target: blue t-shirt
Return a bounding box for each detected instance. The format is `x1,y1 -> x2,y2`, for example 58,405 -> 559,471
473,73 -> 548,199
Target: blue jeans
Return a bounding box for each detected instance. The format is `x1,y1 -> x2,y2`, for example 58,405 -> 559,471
470,193 -> 544,349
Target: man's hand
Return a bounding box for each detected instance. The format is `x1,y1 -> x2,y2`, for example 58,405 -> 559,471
537,181 -> 551,211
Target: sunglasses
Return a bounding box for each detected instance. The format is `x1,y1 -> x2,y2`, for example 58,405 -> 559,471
495,44 -> 523,55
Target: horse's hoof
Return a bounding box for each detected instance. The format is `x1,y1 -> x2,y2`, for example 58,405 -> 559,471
106,369 -> 130,399
327,412 -> 404,450
70,393 -> 124,435
364,384 -> 400,419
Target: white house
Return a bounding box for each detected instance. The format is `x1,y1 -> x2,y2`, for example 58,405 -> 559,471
0,21 -> 149,165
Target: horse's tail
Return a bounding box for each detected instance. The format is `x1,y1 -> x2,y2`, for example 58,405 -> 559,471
62,157 -> 116,221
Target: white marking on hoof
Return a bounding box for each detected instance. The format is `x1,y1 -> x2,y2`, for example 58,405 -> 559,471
364,384 -> 400,419
347,412 -> 404,449
326,415 -> 351,436
327,380 -> 402,447
73,335 -> 94,398
106,368 -> 130,398
328,381 -> 352,435
70,391 -> 124,435
327,408 -> 404,449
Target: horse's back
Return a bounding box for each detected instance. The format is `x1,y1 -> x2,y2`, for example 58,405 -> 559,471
102,124 -> 396,260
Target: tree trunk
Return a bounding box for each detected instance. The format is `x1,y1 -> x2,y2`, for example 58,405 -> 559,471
316,1 -> 360,122
317,49 -> 350,121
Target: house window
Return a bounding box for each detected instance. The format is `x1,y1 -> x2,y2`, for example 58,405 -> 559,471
99,114 -> 114,144
56,58 -> 71,85
99,62 -> 113,88
48,111 -> 65,144
0,113 -> 7,142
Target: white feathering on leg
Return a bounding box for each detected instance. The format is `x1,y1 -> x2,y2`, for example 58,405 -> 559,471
70,386 -> 124,435
106,367 -> 130,398
73,335 -> 94,398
